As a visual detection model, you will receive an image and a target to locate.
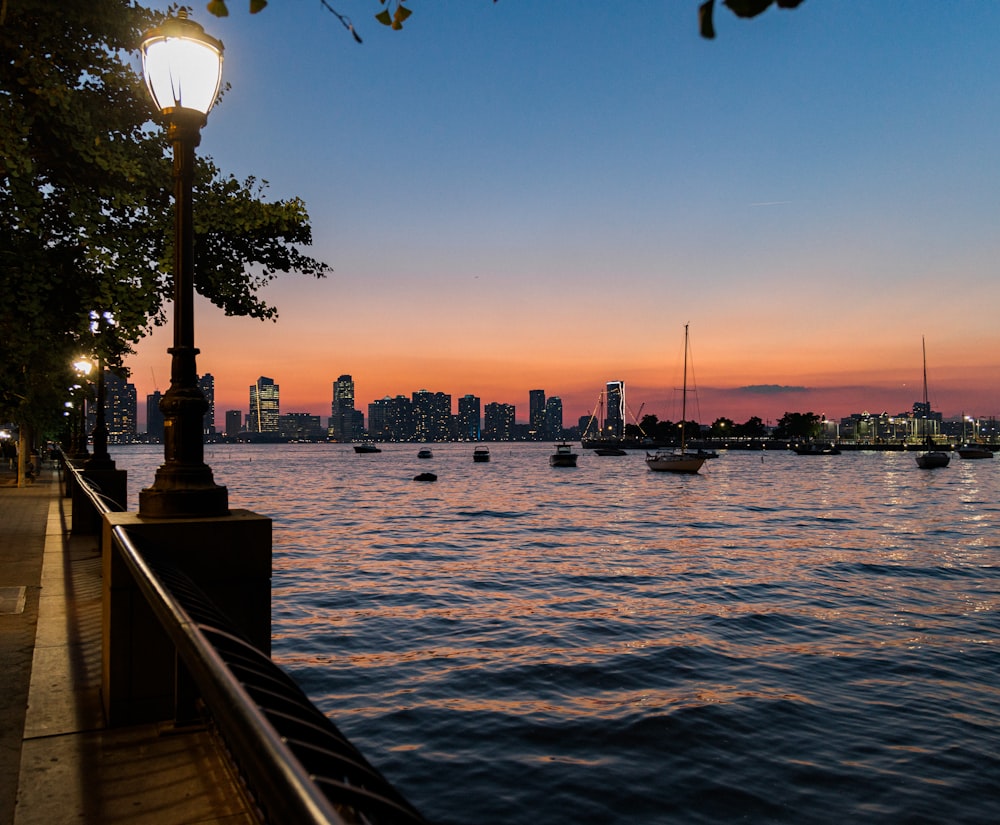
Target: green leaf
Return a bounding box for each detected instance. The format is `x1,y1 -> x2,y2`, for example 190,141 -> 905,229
249,0 -> 267,13
375,9 -> 392,26
206,0 -> 229,18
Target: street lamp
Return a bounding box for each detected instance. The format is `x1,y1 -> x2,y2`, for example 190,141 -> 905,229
138,10 -> 227,518
72,360 -> 93,460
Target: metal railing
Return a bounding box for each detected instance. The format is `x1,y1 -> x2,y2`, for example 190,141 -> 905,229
64,458 -> 428,825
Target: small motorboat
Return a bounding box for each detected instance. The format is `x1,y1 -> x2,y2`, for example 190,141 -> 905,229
791,442 -> 841,455
417,448 -> 433,459
473,446 -> 491,462
353,442 -> 381,454
413,472 -> 437,482
550,443 -> 578,467
957,444 -> 993,459
594,447 -> 627,456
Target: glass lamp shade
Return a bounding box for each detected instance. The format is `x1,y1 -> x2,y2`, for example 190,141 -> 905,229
73,358 -> 93,377
141,11 -> 224,117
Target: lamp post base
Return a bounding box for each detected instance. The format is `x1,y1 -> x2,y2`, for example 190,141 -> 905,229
138,472 -> 228,518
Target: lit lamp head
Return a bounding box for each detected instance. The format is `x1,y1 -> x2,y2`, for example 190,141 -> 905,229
140,10 -> 224,135
73,358 -> 93,378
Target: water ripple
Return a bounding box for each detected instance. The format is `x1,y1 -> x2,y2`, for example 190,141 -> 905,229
112,444 -> 1000,825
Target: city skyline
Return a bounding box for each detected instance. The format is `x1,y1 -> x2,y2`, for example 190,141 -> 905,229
124,3 -> 1000,426
119,367 -> 974,437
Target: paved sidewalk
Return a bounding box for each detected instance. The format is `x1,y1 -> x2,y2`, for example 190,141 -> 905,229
0,465 -> 254,825
0,467 -> 48,825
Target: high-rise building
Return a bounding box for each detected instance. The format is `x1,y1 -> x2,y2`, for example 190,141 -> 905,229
103,372 -> 136,443
146,391 -> 164,441
248,376 -> 279,433
912,399 -> 942,440
412,389 -> 451,442
484,402 -> 515,441
369,395 -> 414,441
329,375 -> 356,442
606,381 -> 625,439
225,409 -> 242,438
529,389 -> 546,440
279,413 -> 325,440
545,396 -> 563,440
368,396 -> 391,441
458,394 -> 481,441
198,373 -> 216,436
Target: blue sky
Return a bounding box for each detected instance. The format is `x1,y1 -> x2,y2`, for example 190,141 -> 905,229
129,1 -> 1000,426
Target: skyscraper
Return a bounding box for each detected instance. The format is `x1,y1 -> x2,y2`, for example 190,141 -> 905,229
369,395 -> 413,441
225,409 -> 242,438
105,372 -> 137,443
198,373 -> 216,436
248,376 -> 279,433
545,396 -> 563,440
412,389 -> 451,442
330,375 -> 356,442
484,402 -> 515,441
458,394 -> 481,441
606,381 -> 625,439
146,391 -> 164,442
529,389 -> 546,440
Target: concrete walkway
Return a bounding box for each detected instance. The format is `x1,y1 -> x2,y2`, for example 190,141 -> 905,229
0,464 -> 254,825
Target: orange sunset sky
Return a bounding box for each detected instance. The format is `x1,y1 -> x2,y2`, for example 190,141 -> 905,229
125,2 -> 1000,429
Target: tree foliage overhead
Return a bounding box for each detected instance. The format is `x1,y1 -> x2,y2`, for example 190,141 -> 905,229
699,0 -> 805,39
203,0 -> 804,40
0,0 -> 329,428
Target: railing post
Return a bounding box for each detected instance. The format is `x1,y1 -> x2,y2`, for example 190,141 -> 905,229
101,510 -> 272,726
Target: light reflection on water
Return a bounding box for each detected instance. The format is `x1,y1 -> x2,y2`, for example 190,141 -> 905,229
112,443 -> 1000,824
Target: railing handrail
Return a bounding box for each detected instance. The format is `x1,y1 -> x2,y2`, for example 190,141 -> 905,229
62,456 -> 427,825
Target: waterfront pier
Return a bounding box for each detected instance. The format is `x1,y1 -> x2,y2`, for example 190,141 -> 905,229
0,460 -> 426,825
0,464 -> 254,824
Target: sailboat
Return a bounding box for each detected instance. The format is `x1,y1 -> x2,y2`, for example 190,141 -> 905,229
646,324 -> 707,474
915,336 -> 950,469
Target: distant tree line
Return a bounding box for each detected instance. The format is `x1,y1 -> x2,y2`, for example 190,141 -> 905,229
626,411 -> 823,442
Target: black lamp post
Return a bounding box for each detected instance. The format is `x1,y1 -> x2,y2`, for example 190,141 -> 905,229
137,10 -> 228,518
72,360 -> 93,460
84,311 -> 117,471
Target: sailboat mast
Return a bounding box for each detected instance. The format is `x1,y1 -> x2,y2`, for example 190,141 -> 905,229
680,323 -> 689,450
922,335 -> 929,406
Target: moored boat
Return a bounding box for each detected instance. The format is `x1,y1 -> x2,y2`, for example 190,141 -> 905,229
916,450 -> 950,469
550,442 -> 578,467
792,442 -> 841,455
594,447 -> 627,456
645,451 -> 707,473
957,444 -> 994,459
914,338 -> 949,469
646,324 -> 707,475
417,448 -> 433,459
473,446 -> 491,462
353,442 -> 381,454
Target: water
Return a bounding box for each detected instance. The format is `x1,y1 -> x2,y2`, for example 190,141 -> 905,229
112,444 -> 1000,824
